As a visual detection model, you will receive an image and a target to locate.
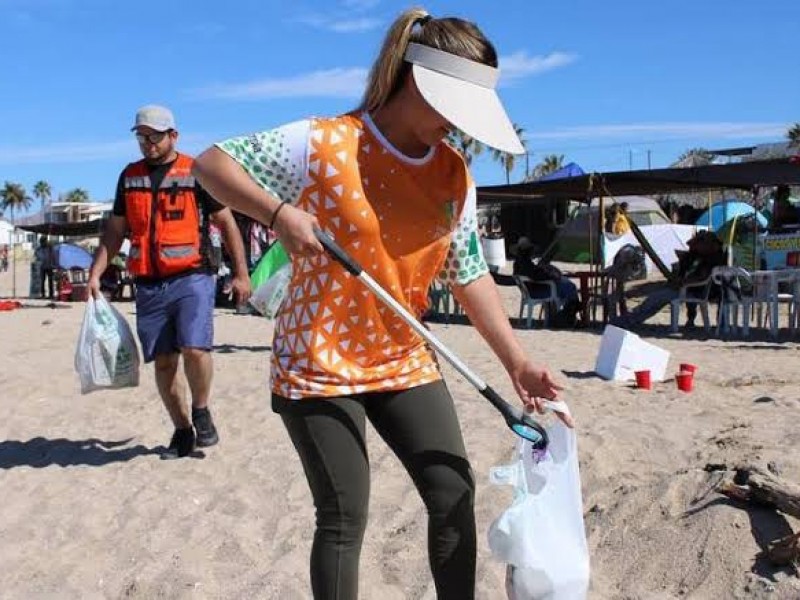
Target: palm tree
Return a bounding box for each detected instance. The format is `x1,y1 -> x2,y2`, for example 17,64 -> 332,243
446,129 -> 484,166
788,123 -> 800,149
673,147 -> 714,167
33,180 -> 52,214
64,188 -> 89,203
490,124 -> 527,184
63,187 -> 89,222
0,181 -> 32,297
528,154 -> 565,180
0,181 -> 32,224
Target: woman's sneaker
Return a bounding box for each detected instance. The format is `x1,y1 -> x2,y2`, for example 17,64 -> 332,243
166,427 -> 196,458
192,407 -> 219,447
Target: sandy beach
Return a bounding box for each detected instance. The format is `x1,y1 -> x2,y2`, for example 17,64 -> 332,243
3,259 -> 800,599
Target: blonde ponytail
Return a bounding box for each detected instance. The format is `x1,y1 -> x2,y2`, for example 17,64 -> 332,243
358,8 -> 498,113
359,8 -> 428,113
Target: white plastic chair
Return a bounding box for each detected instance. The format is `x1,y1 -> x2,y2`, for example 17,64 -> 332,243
669,276 -> 712,333
711,266 -> 754,337
514,275 -> 560,329
751,270 -> 796,338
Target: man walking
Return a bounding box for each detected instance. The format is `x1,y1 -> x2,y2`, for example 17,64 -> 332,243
88,105 -> 250,457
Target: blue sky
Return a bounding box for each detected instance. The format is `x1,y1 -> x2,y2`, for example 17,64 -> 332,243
1,0 -> 798,213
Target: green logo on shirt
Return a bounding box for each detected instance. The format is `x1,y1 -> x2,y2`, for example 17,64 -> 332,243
468,231 -> 480,257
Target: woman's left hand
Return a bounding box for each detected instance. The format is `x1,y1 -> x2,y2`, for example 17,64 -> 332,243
511,360 -> 573,428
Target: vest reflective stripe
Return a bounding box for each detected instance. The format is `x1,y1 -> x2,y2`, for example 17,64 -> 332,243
161,175 -> 196,189
160,245 -> 196,258
124,175 -> 152,189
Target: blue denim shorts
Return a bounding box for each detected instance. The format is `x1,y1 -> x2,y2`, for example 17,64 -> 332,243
135,273 -> 215,363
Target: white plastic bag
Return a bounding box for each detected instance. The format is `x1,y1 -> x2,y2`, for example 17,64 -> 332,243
75,296 -> 140,394
488,401 -> 590,600
248,262 -> 291,318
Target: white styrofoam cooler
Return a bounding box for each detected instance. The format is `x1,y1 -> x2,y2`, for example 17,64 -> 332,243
481,236 -> 506,270
594,325 -> 671,382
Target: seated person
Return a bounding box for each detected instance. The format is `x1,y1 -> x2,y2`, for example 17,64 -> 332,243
674,230 -> 727,326
612,230 -> 726,329
512,236 -> 580,325
770,185 -> 799,231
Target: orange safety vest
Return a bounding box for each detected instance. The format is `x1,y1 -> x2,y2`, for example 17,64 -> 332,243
123,153 -> 207,278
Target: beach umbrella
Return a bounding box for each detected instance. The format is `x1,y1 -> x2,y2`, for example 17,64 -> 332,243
52,243 -> 92,270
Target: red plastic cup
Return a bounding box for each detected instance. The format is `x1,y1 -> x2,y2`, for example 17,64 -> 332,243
676,371 -> 694,392
679,363 -> 697,374
634,370 -> 652,390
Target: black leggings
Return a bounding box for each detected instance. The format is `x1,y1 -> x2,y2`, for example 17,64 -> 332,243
274,380 -> 476,600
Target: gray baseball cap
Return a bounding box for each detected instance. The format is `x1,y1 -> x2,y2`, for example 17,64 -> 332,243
131,105 -> 176,132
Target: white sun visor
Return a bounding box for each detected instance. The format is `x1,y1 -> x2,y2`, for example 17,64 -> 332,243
404,42 -> 524,155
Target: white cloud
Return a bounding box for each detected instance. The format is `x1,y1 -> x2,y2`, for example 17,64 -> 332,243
341,0 -> 380,10
298,14 -> 382,32
192,48 -> 575,102
0,134 -> 211,165
500,51 -> 578,83
327,17 -> 382,32
0,140 -> 133,165
191,68 -> 368,100
527,122 -> 788,142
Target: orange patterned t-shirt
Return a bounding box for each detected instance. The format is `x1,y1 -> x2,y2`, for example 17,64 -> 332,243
217,113 -> 488,399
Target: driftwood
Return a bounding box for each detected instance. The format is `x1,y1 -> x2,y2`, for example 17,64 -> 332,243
719,467 -> 800,520
718,466 -> 800,568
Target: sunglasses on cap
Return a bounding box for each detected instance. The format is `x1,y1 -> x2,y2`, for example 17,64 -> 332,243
135,131 -> 171,145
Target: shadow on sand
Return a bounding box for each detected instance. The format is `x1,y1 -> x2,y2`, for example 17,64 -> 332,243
684,495 -> 797,580
561,370 -> 604,380
0,437 -> 165,469
615,320 -> 799,347
213,343 -> 272,353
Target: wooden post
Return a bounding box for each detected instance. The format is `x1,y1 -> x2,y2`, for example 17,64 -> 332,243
598,196 -> 606,271
751,186 -> 760,270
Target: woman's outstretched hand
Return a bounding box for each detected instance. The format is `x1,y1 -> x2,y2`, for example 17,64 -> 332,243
510,360 -> 573,428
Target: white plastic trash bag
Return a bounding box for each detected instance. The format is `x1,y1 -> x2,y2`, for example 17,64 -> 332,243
75,296 -> 140,394
248,241 -> 291,318
488,401 -> 590,600
249,262 -> 291,318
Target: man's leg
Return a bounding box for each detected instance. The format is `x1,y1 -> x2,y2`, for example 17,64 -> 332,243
612,287 -> 678,328
135,281 -> 194,457
182,348 -> 212,410
685,289 -> 701,326
154,353 -> 190,427
171,274 -> 217,446
183,348 -> 218,446
154,352 -> 195,457
685,303 -> 698,326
